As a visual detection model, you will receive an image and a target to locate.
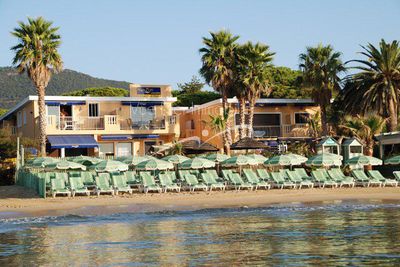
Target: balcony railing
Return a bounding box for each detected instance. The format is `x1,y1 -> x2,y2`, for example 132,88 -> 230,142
120,117 -> 166,130
48,116 -> 105,130
252,124 -> 310,138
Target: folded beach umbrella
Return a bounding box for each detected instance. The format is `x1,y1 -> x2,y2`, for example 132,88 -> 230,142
122,156 -> 155,166
264,154 -> 305,166
28,157 -> 61,168
305,153 -> 342,167
46,161 -> 87,171
162,155 -> 190,164
385,155 -> 400,165
245,154 -> 268,164
345,155 -> 382,166
221,155 -> 258,166
179,157 -> 216,169
135,159 -> 174,170
205,153 -> 230,163
90,159 -> 129,172
68,155 -> 102,166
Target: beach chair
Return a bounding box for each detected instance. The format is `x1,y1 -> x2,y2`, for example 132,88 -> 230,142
111,172 -> 133,195
200,172 -> 225,191
256,169 -> 270,181
125,171 -> 140,187
311,170 -> 338,188
182,174 -> 208,192
179,170 -> 191,180
221,169 -> 233,181
294,168 -> 312,181
140,172 -> 162,194
270,172 -> 296,189
327,169 -> 355,188
279,169 -> 289,180
69,177 -> 90,197
37,172 -> 51,190
227,173 -> 253,191
368,170 -> 398,187
351,170 -> 375,187
165,171 -> 179,183
69,171 -> 81,178
190,169 -> 200,177
159,173 -> 180,193
50,178 -> 71,198
286,170 -> 314,189
394,171 -> 400,181
80,171 -> 96,187
243,169 -> 271,190
55,172 -> 69,186
95,173 -> 115,196
204,170 -> 224,183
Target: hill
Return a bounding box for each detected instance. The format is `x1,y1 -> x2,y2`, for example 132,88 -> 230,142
0,67 -> 130,109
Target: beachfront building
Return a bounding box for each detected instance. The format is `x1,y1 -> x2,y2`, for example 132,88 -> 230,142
0,84 -> 179,157
174,98 -> 320,150
375,131 -> 400,159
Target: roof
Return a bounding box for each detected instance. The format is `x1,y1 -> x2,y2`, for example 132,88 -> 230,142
375,131 -> 400,141
317,136 -> 340,147
181,140 -> 218,154
342,137 -> 364,146
231,137 -> 269,150
0,95 -> 177,121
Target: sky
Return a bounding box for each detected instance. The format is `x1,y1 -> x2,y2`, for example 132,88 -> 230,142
0,0 -> 399,89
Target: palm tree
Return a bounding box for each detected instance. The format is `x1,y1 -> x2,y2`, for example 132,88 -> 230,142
343,39 -> 400,132
11,17 -> 63,156
299,44 -> 346,136
199,30 -> 239,155
237,42 -> 274,137
209,108 -> 230,152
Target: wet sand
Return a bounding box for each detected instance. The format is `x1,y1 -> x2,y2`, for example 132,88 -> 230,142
1,185 -> 400,218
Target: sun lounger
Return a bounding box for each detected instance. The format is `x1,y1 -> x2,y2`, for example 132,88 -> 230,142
221,169 -> 234,181
69,177 -> 90,197
55,172 -> 69,186
394,171 -> 400,181
179,170 -> 191,180
140,172 -> 162,194
125,171 -> 140,187
227,173 -> 253,191
270,172 -> 296,189
327,169 -> 355,188
81,171 -> 95,187
111,172 -> 133,195
243,169 -> 271,190
95,173 -> 115,196
256,169 -> 270,181
351,170 -> 374,187
159,173 -> 180,193
200,173 -> 225,191
165,171 -> 179,183
294,168 -> 312,181
311,170 -> 338,188
50,178 -> 71,198
368,170 -> 398,187
286,170 -> 314,188
204,170 -> 224,183
182,174 -> 208,192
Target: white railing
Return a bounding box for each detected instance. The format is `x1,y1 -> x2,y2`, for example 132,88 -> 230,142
120,117 -> 167,130
252,124 -> 310,138
48,116 -> 104,130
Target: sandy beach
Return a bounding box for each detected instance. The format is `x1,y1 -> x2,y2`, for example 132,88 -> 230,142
0,185 -> 400,218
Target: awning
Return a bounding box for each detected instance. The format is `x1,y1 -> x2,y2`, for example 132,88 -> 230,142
121,101 -> 163,107
47,135 -> 98,149
100,134 -> 159,141
45,101 -> 86,106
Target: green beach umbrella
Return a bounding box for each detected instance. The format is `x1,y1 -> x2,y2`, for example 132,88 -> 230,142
28,157 -> 61,168
345,155 -> 382,166
68,155 -> 102,166
179,157 -> 216,169
385,155 -> 400,165
265,154 -> 306,166
221,155 -> 258,166
122,156 -> 155,166
305,153 -> 342,167
162,155 -> 190,164
205,153 -> 230,163
46,161 -> 87,171
136,159 -> 174,170
90,159 -> 129,172
246,154 -> 268,164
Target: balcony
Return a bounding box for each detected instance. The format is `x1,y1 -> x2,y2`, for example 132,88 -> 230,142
251,124 -> 310,138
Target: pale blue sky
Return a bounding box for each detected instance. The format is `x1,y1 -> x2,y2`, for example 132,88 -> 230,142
0,0 -> 399,88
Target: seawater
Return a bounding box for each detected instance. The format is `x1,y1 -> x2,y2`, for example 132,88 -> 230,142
0,202 -> 400,266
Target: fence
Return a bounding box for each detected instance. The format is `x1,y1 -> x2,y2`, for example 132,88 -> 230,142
15,170 -> 46,198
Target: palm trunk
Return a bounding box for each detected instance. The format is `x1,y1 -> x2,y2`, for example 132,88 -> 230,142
37,85 -> 47,156
387,97 -> 398,132
247,97 -> 255,138
364,145 -> 373,171
320,105 -> 328,136
222,93 -> 231,156
238,97 -> 246,139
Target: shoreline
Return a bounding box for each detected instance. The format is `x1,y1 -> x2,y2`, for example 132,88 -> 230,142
1,186 -> 400,219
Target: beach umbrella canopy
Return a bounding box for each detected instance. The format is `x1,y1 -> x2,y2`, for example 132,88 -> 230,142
345,155 -> 382,166
205,153 -> 230,162
122,156 -> 155,166
68,156 -> 102,166
221,155 -> 258,166
385,155 -> 400,165
28,157 -> 61,168
264,154 -> 304,166
136,159 -> 174,170
305,153 -> 342,167
90,159 -> 129,172
179,157 -> 216,169
46,161 -> 87,170
162,155 -> 190,164
246,154 -> 268,164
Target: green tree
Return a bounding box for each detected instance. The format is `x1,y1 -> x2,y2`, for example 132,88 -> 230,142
299,44 -> 346,136
172,91 -> 221,107
266,66 -> 309,98
177,76 -> 205,94
64,87 -> 128,97
342,40 -> 400,132
208,108 -> 230,151
11,17 -> 63,156
0,108 -> 7,117
199,30 -> 239,155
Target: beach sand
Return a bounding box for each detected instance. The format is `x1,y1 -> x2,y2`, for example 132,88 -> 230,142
1,185 -> 400,218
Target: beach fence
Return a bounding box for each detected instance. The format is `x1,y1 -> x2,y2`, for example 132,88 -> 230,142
15,170 -> 46,198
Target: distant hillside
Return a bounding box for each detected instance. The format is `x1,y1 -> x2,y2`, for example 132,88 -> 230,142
0,67 -> 130,108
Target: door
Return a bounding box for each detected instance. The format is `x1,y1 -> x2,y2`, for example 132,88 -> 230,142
116,142 -> 132,157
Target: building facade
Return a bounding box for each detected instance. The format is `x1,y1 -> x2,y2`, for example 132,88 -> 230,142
0,84 -> 179,157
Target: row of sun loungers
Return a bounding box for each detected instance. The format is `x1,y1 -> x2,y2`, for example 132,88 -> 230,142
40,168 -> 399,197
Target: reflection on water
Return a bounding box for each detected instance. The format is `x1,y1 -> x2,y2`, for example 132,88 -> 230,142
1,203 -> 400,266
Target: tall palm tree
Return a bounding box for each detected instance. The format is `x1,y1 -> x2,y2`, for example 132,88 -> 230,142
237,42 -> 274,137
209,108 -> 230,152
11,17 -> 63,156
299,44 -> 346,136
343,39 -> 400,132
199,30 -> 239,155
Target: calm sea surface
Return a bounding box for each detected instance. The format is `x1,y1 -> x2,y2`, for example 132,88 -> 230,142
1,202 -> 400,266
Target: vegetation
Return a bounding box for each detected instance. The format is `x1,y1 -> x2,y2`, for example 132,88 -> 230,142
266,67 -> 310,98
11,17 -> 63,155
172,90 -> 220,107
177,76 -> 204,94
299,44 -> 346,136
63,87 -> 128,97
0,108 -> 7,117
209,108 -> 230,150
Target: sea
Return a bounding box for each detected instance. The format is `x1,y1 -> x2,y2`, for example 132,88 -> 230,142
0,201 -> 400,266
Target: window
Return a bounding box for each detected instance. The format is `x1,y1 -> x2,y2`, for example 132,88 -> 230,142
350,146 -> 362,153
23,111 -> 27,125
131,106 -> 155,127
99,143 -> 114,157
295,113 -> 310,124
116,142 -> 132,156
89,103 -> 99,117
17,111 -> 22,128
235,114 -> 281,126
